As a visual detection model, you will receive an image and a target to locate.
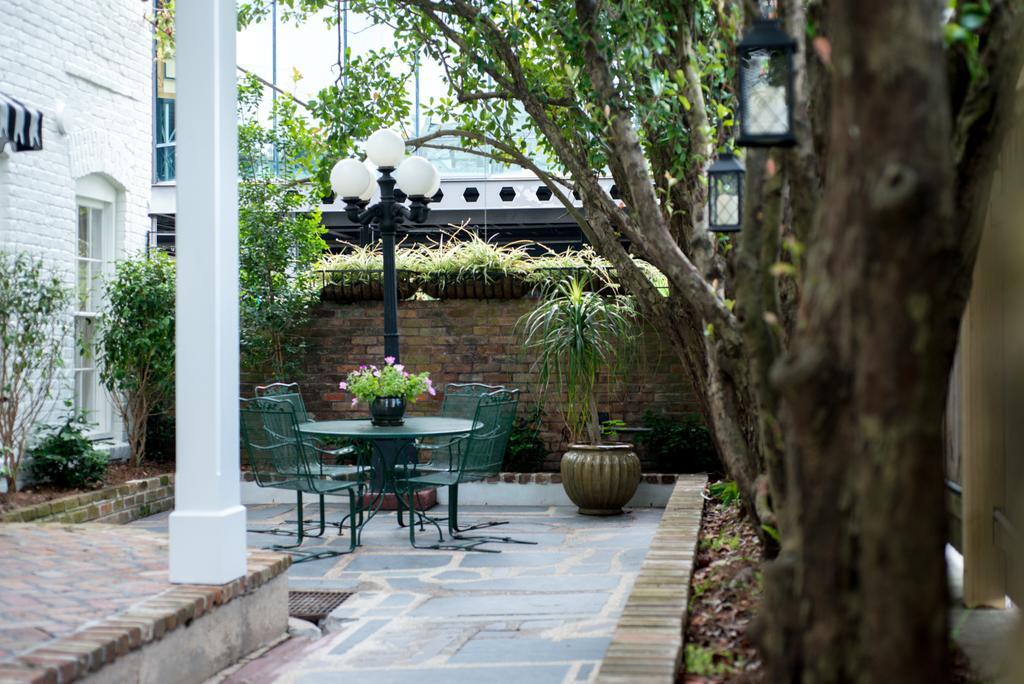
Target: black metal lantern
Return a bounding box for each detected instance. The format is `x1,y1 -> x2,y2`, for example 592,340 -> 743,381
707,152 -> 745,233
736,19 -> 797,147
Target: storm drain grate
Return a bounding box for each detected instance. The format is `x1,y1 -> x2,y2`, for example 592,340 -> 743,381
288,590 -> 353,622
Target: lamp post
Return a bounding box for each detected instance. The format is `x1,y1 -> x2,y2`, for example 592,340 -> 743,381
331,129 -> 440,363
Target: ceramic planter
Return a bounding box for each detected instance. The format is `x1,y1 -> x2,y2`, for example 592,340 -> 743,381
560,443 -> 641,515
369,396 -> 406,426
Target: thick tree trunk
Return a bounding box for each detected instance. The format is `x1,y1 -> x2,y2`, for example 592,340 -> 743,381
761,2 -> 958,680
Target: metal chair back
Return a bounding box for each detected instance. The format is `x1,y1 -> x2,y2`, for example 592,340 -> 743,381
255,382 -> 311,423
458,389 -> 520,480
440,383 -> 504,420
240,397 -> 318,490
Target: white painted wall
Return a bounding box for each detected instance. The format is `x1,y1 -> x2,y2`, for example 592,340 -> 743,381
0,0 -> 153,441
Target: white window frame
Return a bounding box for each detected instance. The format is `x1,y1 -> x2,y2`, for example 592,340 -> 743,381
74,179 -> 118,440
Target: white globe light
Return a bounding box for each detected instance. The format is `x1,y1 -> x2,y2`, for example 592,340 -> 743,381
364,129 -> 406,168
394,156 -> 439,197
425,166 -> 442,198
359,160 -> 378,202
330,158 -> 371,199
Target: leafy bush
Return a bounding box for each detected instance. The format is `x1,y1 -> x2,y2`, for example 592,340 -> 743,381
98,253 -> 175,466
320,241 -> 422,284
238,77 -> 327,381
503,406 -> 547,472
0,252 -> 70,492
636,411 -> 720,474
26,412 -> 108,489
412,229 -> 532,289
315,239 -> 669,299
708,480 -> 741,507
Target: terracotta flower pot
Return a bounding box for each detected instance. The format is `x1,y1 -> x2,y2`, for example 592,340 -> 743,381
560,443 -> 641,516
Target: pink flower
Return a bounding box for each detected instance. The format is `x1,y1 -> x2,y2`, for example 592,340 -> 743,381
394,363 -> 404,372
428,386 -> 437,396
351,398 -> 358,407
339,381 -> 347,390
384,356 -> 396,365
403,371 -> 409,377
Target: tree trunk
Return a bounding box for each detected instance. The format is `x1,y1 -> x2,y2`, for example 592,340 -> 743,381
761,2 -> 958,680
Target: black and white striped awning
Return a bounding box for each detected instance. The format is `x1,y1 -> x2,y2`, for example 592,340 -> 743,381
0,92 -> 43,152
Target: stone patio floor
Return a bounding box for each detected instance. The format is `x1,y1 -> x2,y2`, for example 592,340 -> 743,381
132,499 -> 668,684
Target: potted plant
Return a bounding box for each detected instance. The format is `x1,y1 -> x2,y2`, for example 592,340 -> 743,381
414,229 -> 531,299
319,243 -> 419,303
519,276 -> 642,515
340,357 -> 435,426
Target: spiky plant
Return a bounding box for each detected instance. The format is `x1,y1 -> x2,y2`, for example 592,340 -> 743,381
518,276 -> 638,445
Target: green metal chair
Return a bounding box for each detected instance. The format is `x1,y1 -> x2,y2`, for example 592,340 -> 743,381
395,389 -> 530,551
240,397 -> 365,562
255,383 -> 365,533
415,383 -> 504,473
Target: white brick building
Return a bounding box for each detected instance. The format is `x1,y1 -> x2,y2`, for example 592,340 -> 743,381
0,0 -> 153,453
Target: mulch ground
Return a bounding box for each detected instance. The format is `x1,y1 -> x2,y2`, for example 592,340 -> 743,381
0,462 -> 170,514
679,490 -> 980,683
679,493 -> 764,683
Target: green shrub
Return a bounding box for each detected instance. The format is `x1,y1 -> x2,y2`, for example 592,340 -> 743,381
0,252 -> 70,492
98,253 -> 175,465
636,411 -> 720,473
412,229 -> 532,289
503,406 -> 547,473
26,412 -> 108,489
709,480 -> 741,506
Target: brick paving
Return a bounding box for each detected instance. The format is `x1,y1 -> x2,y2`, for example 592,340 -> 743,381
126,475 -> 704,684
0,525 -> 172,660
0,524 -> 289,684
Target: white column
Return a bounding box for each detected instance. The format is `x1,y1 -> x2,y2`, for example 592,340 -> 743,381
169,0 -> 247,584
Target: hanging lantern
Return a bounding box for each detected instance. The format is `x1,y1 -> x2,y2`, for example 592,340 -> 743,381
707,152 -> 745,233
736,19 -> 797,147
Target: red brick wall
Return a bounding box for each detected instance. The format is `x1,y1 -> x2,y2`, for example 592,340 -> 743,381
287,299 -> 699,471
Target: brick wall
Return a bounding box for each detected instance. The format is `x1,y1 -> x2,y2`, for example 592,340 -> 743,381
289,299 -> 700,470
0,475 -> 174,524
0,0 -> 152,434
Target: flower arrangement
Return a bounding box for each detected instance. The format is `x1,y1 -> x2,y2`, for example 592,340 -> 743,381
340,357 -> 435,406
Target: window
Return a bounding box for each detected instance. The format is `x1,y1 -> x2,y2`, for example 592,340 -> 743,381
155,51 -> 176,182
74,184 -> 116,438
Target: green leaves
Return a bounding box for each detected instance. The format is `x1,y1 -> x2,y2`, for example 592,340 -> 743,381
25,410 -> 108,489
342,361 -> 432,404
236,78 -> 329,381
98,253 -> 175,465
518,275 -> 638,444
0,251 -> 69,489
709,480 -> 741,506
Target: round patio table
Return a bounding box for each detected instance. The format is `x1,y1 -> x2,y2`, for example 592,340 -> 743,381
297,417 -> 479,538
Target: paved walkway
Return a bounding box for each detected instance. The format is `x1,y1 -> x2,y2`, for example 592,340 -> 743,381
133,501 -> 666,684
0,524 -> 173,660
